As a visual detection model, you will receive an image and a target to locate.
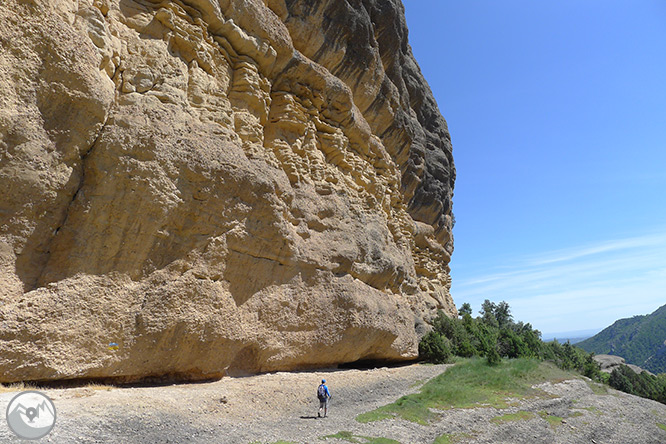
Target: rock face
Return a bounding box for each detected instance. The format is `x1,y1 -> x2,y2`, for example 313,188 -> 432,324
593,355 -> 654,376
0,0 -> 455,383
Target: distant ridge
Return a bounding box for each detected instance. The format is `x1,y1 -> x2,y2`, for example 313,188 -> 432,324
542,328 -> 601,344
577,304 -> 666,374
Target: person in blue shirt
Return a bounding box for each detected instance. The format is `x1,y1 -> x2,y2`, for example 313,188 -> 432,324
317,379 -> 331,417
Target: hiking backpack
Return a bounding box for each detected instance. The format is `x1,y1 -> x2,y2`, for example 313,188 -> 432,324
317,384 -> 327,399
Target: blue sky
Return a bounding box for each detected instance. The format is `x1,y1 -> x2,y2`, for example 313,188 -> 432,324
403,0 -> 666,334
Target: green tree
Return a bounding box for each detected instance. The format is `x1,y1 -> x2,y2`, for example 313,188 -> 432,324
498,328 -> 527,359
495,301 -> 513,328
520,329 -> 542,357
480,300 -> 498,327
581,354 -> 602,380
609,366 -> 635,394
653,374 -> 664,399
458,302 -> 473,317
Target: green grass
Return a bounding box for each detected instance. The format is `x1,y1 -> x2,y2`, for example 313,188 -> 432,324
356,358 -> 574,425
321,431 -> 357,442
658,423 -> 666,432
585,379 -> 609,395
354,410 -> 395,423
320,431 -> 400,444
433,436 -> 452,444
410,378 -> 427,388
538,411 -> 564,428
432,433 -> 474,444
578,406 -> 603,416
490,411 -> 535,424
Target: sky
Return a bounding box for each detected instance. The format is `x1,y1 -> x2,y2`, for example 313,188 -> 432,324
402,0 -> 666,335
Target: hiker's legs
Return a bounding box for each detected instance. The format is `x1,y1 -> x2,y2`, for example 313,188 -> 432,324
324,398 -> 328,417
319,400 -> 325,417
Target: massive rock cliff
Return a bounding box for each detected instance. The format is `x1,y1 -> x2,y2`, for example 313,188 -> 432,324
0,0 -> 455,382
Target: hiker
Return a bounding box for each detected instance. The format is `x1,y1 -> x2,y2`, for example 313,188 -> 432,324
317,379 -> 331,417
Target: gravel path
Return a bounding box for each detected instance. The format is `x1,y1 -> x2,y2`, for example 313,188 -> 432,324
2,363 -> 666,443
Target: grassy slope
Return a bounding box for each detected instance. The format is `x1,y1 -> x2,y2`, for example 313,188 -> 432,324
356,358 -> 575,425
578,304 -> 666,374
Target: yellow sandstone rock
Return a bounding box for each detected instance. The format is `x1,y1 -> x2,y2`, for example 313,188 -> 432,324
0,0 -> 456,382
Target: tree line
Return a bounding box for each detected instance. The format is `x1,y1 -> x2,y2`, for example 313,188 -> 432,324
419,300 -> 666,405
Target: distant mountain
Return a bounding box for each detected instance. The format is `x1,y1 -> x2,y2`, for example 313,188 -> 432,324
542,328 -> 601,344
578,304 -> 666,375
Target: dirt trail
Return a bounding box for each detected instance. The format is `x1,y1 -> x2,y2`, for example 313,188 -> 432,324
2,363 -> 666,443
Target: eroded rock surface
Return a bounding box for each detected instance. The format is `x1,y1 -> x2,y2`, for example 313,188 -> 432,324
0,0 -> 455,382
594,354 -> 654,376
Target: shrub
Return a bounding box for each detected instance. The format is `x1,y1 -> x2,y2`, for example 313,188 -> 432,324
520,329 -> 542,357
609,366 -> 635,394
498,329 -> 528,359
419,331 -> 451,364
582,354 -> 603,380
473,322 -> 498,356
486,346 -> 501,366
433,313 -> 477,357
457,339 -> 477,358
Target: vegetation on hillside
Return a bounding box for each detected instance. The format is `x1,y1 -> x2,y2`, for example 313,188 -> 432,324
577,303 -> 666,374
607,364 -> 666,404
419,300 -> 666,406
419,300 -> 604,381
356,358 -> 576,424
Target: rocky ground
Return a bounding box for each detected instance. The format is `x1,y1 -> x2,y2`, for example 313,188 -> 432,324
2,363 -> 666,443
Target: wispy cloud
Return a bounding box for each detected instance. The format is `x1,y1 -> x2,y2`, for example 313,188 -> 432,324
523,232 -> 666,266
452,230 -> 666,334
